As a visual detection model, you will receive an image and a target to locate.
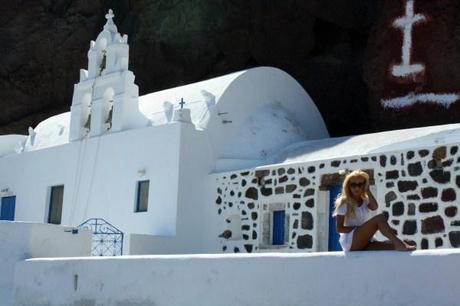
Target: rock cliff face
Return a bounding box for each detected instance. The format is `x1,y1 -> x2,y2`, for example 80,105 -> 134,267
1,0 -> 459,136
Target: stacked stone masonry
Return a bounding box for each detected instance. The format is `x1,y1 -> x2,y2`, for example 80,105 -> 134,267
215,145 -> 460,253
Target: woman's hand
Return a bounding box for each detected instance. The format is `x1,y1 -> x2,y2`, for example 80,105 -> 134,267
366,186 -> 378,211
336,215 -> 357,233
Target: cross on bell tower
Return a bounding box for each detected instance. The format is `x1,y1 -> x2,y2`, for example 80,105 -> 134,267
172,97 -> 192,124
106,9 -> 114,21
69,9 -> 148,141
103,9 -> 117,33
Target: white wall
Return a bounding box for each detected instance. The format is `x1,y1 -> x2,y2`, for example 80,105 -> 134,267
0,115 -> 253,256
129,121 -> 221,254
13,249 -> 460,306
0,124 -> 181,242
0,222 -> 91,306
0,67 -> 331,256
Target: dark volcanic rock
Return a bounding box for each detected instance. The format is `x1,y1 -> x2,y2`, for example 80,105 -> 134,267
297,234 -> 313,249
402,220 -> 417,235
421,187 -> 438,199
392,201 -> 404,216
301,211 -> 314,230
3,1 -> 460,137
0,0 -> 374,136
421,216 -> 445,234
449,231 -> 460,247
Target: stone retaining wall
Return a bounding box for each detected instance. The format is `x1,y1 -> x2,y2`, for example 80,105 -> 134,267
215,144 -> 460,252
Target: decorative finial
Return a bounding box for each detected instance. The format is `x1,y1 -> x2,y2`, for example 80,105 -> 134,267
105,9 -> 115,23
179,98 -> 186,109
103,9 -> 118,33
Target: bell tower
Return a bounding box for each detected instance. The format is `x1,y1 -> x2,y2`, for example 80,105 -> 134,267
69,9 -> 146,141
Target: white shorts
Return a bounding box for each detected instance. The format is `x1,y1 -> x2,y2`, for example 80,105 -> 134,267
339,229 -> 355,251
339,230 -> 378,251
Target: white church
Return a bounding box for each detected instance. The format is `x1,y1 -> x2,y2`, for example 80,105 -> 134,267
1,7 -> 460,306
1,8 -> 460,257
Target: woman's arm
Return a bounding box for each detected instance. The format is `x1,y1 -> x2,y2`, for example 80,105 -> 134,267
335,215 -> 356,233
366,187 -> 378,211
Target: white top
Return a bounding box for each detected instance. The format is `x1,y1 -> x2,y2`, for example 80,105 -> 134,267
333,201 -> 372,227
333,201 -> 373,251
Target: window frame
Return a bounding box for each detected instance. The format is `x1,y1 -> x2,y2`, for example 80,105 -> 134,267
135,180 -> 150,213
259,203 -> 290,249
48,185 -> 64,225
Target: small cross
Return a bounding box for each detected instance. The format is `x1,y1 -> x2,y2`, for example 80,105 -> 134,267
105,9 -> 115,22
179,98 -> 185,109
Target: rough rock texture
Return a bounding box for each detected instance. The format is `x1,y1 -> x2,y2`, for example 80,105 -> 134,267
1,1 -> 460,136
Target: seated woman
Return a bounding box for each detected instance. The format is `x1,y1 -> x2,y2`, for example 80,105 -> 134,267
333,170 -> 416,251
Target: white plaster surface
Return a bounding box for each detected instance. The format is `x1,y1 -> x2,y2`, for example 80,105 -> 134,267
381,92 -> 460,109
271,123 -> 460,165
0,222 -> 91,306
128,123 -> 220,255
0,124 -> 182,238
0,135 -> 27,157
13,249 -> 460,306
24,113 -> 70,151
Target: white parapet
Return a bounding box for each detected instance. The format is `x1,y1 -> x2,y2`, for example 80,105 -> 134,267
0,222 -> 91,306
12,249 -> 460,306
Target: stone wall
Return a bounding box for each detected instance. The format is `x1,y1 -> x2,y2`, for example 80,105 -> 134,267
215,166 -> 317,253
215,144 -> 460,252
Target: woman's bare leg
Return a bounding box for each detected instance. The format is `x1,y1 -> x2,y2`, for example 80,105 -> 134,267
364,240 -> 394,251
350,214 -> 415,251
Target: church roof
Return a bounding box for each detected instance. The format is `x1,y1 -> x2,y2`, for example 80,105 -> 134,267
138,70 -> 245,129
268,123 -> 460,166
10,70 -> 244,154
0,67 -> 328,159
0,135 -> 28,157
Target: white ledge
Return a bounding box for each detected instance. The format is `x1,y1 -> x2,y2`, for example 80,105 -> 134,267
24,248 -> 460,261
14,249 -> 460,306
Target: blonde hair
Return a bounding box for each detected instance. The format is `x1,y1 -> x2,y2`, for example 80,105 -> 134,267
334,170 -> 370,219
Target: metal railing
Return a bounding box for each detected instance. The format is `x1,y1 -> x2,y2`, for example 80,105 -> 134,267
78,218 -> 124,256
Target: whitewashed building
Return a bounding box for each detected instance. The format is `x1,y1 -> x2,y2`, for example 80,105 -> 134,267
1,10 -> 460,255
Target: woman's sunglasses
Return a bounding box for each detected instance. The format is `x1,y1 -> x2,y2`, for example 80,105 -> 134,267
350,182 -> 365,188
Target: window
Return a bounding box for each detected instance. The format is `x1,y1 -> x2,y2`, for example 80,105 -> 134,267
0,196 -> 16,221
48,185 -> 64,224
135,180 -> 149,212
260,203 -> 289,249
272,210 -> 286,245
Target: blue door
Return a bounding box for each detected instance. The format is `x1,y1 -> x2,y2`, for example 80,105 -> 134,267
272,210 -> 285,245
1,196 -> 16,221
328,185 -> 342,251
